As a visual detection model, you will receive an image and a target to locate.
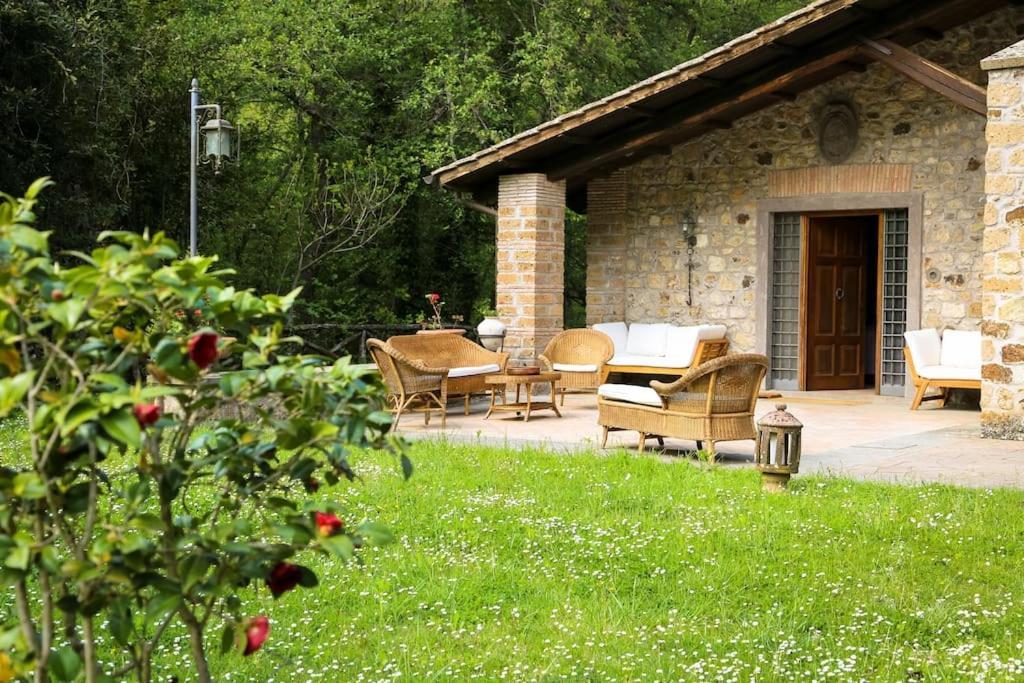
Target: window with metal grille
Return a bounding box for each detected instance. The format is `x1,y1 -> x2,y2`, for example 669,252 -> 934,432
769,213 -> 801,389
880,208 -> 909,396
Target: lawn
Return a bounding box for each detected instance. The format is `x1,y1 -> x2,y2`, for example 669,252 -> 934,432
4,416 -> 1024,681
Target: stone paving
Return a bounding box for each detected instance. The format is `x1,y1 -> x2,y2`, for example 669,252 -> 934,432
399,389 -> 1024,489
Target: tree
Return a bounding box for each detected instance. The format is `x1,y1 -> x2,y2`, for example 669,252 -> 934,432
0,180 -> 408,681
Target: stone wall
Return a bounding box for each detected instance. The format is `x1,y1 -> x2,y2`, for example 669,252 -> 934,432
585,171 -> 628,325
980,42 -> 1024,440
496,174 -> 566,361
585,6 -> 1024,356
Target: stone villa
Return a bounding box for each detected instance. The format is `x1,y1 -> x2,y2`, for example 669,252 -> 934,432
426,0 -> 1024,438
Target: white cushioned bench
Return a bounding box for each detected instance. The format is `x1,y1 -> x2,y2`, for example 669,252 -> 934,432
592,322 -> 729,382
903,328 -> 981,410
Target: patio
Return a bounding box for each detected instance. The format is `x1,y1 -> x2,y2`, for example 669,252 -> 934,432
401,390 -> 1024,489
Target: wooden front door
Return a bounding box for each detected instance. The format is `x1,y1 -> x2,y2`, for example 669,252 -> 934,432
805,216 -> 873,390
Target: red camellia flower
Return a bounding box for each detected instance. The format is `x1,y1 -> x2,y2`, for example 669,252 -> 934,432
314,511 -> 343,537
187,331 -> 219,369
243,616 -> 270,656
427,292 -> 441,304
133,403 -> 162,427
266,562 -> 302,598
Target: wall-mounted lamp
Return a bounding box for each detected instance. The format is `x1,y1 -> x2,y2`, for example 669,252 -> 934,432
681,210 -> 697,306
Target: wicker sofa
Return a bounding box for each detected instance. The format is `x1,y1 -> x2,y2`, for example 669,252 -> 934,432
386,333 -> 509,414
538,329 -> 615,405
592,322 -> 729,382
597,354 -> 768,456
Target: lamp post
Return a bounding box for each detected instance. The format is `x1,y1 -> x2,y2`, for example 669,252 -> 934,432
188,78 -> 238,257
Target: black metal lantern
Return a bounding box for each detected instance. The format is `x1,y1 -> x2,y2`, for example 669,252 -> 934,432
754,403 -> 803,491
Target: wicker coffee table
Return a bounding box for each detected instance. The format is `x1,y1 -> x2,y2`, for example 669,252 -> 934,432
484,372 -> 562,421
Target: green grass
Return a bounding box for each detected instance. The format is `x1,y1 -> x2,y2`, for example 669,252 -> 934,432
4,416 -> 1024,681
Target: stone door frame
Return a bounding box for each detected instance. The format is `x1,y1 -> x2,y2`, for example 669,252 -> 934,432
755,192 -> 924,393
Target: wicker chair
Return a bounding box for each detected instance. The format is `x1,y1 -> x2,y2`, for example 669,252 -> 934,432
538,329 -> 614,405
597,354 -> 768,456
387,333 -> 509,414
366,338 -> 448,430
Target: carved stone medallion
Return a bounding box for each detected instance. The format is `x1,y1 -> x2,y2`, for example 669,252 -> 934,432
818,102 -> 858,164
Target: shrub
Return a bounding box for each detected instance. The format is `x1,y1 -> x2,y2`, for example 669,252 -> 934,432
0,180 -> 407,682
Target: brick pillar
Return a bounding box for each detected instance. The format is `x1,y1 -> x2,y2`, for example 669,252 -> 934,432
585,171 -> 627,325
496,174 -> 566,361
981,42 -> 1024,439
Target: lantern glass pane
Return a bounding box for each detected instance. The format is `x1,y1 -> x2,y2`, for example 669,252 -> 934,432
205,128 -> 232,159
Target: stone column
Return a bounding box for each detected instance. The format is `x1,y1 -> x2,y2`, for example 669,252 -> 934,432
585,171 -> 628,325
980,42 -> 1024,439
496,174 -> 566,361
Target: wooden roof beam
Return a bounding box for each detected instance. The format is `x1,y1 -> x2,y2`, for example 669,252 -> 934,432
626,104 -> 659,118
544,46 -> 860,181
857,37 -> 985,116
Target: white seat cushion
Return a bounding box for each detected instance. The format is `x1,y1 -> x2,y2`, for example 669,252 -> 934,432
598,383 -> 662,407
448,363 -> 500,378
917,365 -> 980,381
904,328 -> 941,369
593,322 -> 628,355
625,323 -> 669,357
939,330 -> 981,370
606,354 -> 691,369
552,363 -> 598,373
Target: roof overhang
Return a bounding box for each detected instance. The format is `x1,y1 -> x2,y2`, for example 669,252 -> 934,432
426,0 -> 1008,213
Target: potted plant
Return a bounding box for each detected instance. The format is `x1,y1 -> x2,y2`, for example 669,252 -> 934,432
417,292 -> 465,335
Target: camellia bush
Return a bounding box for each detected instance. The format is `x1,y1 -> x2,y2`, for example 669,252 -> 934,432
0,180 -> 407,681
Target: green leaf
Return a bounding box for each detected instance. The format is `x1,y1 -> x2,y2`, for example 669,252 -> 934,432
60,398 -> 101,436
25,176 -> 54,200
100,408 -> 141,449
296,565 -> 319,588
356,521 -> 394,547
47,646 -> 82,682
48,299 -> 87,331
5,543 -> 29,570
13,472 -> 46,499
400,453 -> 413,481
151,337 -> 184,369
320,534 -> 355,561
0,372 -> 34,417
108,600 -> 133,646
145,592 -> 181,627
220,622 -> 236,654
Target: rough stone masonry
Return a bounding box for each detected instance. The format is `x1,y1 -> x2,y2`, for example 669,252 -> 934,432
981,39 -> 1024,440
584,7 -> 1024,356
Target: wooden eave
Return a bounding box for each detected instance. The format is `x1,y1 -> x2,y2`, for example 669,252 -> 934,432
426,0 -> 1010,213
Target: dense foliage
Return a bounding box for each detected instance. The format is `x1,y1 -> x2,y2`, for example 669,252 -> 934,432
0,181 -> 404,681
0,0 -> 802,329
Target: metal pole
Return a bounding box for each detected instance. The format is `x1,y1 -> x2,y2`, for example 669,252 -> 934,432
189,78 -> 200,257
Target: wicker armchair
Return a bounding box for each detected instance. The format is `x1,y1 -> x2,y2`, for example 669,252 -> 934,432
387,333 -> 509,414
366,338 -> 448,430
538,329 -> 614,405
597,354 -> 768,456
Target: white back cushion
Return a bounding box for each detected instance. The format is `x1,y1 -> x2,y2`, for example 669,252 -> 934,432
940,330 -> 981,369
665,326 -> 700,365
695,324 -> 727,341
904,328 -> 941,369
593,322 -> 628,355
626,323 -> 669,357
